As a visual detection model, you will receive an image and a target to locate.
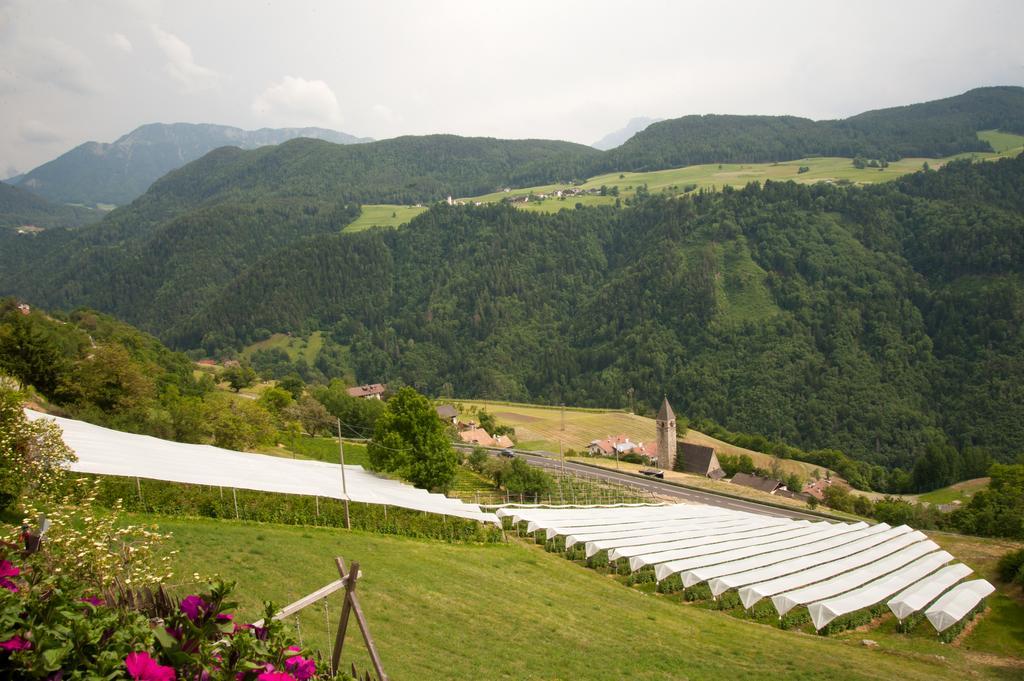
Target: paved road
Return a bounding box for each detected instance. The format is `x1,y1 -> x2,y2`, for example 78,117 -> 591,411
507,450 -> 826,522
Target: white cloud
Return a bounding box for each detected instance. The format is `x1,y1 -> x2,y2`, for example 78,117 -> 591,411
25,38 -> 100,94
252,76 -> 343,127
151,24 -> 219,92
107,32 -> 133,53
370,103 -> 399,124
18,119 -> 63,144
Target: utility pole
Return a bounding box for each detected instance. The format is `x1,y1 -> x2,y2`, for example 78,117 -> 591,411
338,418 -> 351,530
559,439 -> 565,476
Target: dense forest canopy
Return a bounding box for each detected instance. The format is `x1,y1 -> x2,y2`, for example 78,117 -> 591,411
2,88 -> 1023,495
601,86 -> 1024,171
9,154 -> 1021,493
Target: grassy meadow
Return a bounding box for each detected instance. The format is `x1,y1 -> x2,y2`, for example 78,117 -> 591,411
344,204 -> 429,232
241,331 -> 324,366
151,515 -> 1023,680
346,130 -> 1024,219
917,478 -> 991,506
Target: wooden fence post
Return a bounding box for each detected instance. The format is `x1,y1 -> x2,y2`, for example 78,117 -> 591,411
331,557 -> 388,681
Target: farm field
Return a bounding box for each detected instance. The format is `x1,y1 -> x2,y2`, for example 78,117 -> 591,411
154,515 -> 1023,680
344,204 -> 429,232
917,477 -> 991,505
351,130 -> 1024,219
456,399 -> 831,479
241,331 -> 324,365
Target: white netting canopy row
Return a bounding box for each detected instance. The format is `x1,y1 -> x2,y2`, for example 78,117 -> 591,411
517,505 -> 988,634
26,409 -> 500,524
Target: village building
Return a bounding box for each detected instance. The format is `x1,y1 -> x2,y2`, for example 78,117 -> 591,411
346,384 -> 386,400
676,442 -> 726,479
731,471 -> 785,494
435,404 -> 459,425
459,427 -> 495,446
16,303 -> 31,315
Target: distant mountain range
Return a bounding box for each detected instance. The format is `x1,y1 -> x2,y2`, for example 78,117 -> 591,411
8,123 -> 372,207
591,117 -> 661,150
2,87 -> 1024,476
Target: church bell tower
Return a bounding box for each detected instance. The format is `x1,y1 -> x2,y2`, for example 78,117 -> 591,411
656,396 -> 677,470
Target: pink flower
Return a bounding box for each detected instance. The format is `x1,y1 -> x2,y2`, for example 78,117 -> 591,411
284,654 -> 315,681
215,612 -> 233,623
80,596 -> 105,607
0,560 -> 20,592
125,651 -> 176,681
0,635 -> 31,651
179,595 -> 208,623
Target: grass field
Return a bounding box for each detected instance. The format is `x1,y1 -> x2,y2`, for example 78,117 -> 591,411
457,399 -> 831,480
344,204 -> 429,232
241,331 -> 324,365
917,478 -> 991,506
354,130 -> 1024,220
152,515 -> 1023,680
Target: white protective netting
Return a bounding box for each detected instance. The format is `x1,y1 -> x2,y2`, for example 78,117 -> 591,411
677,522 -> 870,588
581,517 -> 793,558
924,579 -> 995,632
806,551 -> 953,630
770,539 -> 940,616
26,409 -> 499,524
737,530 -> 926,609
628,522 -> 829,572
707,524 -> 907,596
887,563 -> 973,621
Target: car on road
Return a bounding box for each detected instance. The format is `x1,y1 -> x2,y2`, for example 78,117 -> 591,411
499,449 -> 515,458
639,468 -> 664,479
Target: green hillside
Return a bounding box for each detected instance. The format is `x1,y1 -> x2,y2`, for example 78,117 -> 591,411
601,86 -> 1024,172
149,155 -> 1024,490
0,181 -> 101,229
156,515 -> 1023,680
7,155 -> 1024,491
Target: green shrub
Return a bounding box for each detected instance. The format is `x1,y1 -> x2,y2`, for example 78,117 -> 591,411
683,583 -> 713,602
996,548 -> 1024,583
657,574 -> 683,593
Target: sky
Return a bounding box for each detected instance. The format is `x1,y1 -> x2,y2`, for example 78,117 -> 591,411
1,0 -> 1023,177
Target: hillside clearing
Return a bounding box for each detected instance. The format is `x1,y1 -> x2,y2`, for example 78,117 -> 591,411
917,478 -> 991,505
344,204 -> 429,232
456,399 -> 831,479
153,515 -> 1021,680
313,132 -> 1024,221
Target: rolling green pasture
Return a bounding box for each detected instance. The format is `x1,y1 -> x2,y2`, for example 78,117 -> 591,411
344,204 -> 428,232
344,131 -> 1024,220
917,477 -> 991,505
241,330 -> 323,365
154,516 -> 1023,680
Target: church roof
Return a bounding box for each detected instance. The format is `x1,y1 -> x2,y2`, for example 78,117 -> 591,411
657,397 -> 675,422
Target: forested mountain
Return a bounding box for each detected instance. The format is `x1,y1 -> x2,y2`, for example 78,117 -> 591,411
154,158 -> 1024,488
11,155 -> 1015,491
2,88 -> 1024,493
10,122 -> 372,206
601,86 -> 1024,171
0,134 -> 601,331
0,182 -> 101,229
